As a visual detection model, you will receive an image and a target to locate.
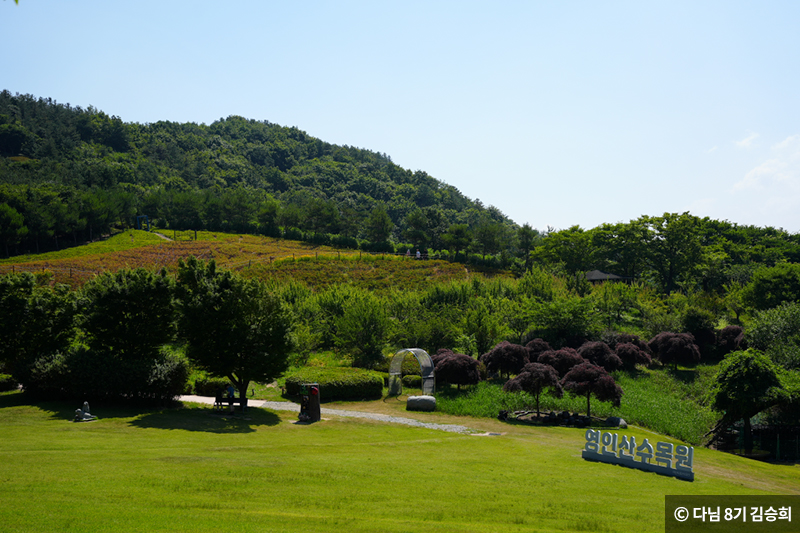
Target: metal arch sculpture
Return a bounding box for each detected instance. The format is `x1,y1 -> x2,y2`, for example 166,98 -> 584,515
389,348 -> 435,396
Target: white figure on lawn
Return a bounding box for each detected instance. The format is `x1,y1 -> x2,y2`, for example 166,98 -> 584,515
74,401 -> 96,421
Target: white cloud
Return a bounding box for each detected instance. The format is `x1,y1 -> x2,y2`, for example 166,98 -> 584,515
734,134 -> 800,191
730,135 -> 800,228
734,132 -> 759,148
774,134 -> 800,151
706,146 -> 718,153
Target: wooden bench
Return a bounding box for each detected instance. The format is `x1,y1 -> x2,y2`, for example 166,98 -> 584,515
214,394 -> 248,412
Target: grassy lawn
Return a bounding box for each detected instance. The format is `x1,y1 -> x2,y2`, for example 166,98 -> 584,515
434,365 -> 720,445
1,391 -> 798,533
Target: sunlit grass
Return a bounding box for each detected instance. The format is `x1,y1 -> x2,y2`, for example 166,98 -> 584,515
436,366 -> 720,445
0,230 -> 165,265
1,391 -> 798,533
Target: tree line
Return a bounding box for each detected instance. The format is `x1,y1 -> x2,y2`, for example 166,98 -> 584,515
0,91 -> 516,259
0,258 -> 292,404
4,90 -> 800,289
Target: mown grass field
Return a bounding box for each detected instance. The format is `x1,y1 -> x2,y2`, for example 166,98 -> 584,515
1,391 -> 798,533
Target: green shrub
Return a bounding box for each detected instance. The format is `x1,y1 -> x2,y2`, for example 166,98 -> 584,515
0,373 -> 17,392
193,376 -> 232,396
402,374 -> 422,388
284,367 -> 384,401
374,353 -> 422,376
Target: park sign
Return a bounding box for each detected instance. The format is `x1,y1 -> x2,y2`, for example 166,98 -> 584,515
582,429 -> 694,481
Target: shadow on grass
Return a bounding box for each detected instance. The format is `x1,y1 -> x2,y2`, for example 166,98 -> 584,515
0,390 -> 150,421
1,391 -> 280,433
130,405 -> 281,434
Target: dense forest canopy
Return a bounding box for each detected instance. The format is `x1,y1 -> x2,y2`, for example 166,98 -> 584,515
3,90 -> 800,296
0,90 -> 514,255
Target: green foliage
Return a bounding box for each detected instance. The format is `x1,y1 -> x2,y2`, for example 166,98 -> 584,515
529,295 -> 598,348
0,373 -> 16,392
742,263 -> 800,311
79,267 -> 175,361
0,272 -> 76,385
283,367 -> 384,401
708,349 -> 786,420
681,306 -> 717,354
640,212 -> 703,293
0,92 -> 516,261
746,302 -> 800,370
177,257 -> 293,399
192,375 -> 232,396
334,291 -> 390,368
590,281 -> 638,329
30,344 -> 189,402
708,349 -> 787,452
518,264 -> 556,301
401,374 -> 422,388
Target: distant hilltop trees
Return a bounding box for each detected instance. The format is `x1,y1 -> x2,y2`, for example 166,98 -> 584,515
3,90 -> 800,288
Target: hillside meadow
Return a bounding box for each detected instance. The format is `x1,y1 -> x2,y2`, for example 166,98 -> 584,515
1,390 -> 798,533
0,229 -> 478,291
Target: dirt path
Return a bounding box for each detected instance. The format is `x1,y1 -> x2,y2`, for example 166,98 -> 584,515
179,395 -> 475,434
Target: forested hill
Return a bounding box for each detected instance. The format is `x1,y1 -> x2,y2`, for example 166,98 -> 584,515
0,90 -> 514,255
5,90 -> 800,296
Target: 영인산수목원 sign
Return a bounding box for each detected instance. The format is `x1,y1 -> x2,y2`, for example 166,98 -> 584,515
582,428 -> 694,481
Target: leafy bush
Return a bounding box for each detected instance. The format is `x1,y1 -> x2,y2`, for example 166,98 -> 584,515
0,373 -> 17,392
334,292 -> 390,369
742,263 -> 800,310
529,296 -> 598,348
602,332 -> 651,353
577,341 -> 622,372
648,332 -> 701,370
537,348 -> 585,378
193,376 -> 232,396
401,375 -> 422,388
525,338 -> 552,362
681,306 -> 716,355
615,343 -> 652,370
561,362 -> 622,418
26,345 -> 189,403
717,325 -> 745,357
746,302 -> 800,370
434,352 -> 481,389
284,367 -> 384,401
503,362 -> 563,415
479,341 -> 528,378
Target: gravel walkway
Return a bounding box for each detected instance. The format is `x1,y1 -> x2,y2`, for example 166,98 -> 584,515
180,395 -> 473,434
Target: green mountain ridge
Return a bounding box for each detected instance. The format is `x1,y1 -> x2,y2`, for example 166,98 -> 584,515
0,90 -> 516,258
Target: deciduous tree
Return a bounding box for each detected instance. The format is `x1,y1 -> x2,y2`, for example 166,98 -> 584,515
177,257 -> 293,404
479,341 -> 528,378
503,362 -> 563,416
561,362 -> 622,418
434,352 -> 481,389
647,332 -> 701,370
708,349 -> 786,454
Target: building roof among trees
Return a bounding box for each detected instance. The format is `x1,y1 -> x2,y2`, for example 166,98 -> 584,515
585,270 -> 628,282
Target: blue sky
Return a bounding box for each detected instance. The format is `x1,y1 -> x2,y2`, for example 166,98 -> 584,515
3,1 -> 800,232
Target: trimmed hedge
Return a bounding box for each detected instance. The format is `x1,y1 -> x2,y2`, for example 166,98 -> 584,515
284,367 -> 384,401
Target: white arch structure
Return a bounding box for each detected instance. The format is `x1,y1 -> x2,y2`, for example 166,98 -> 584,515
388,348 -> 435,396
